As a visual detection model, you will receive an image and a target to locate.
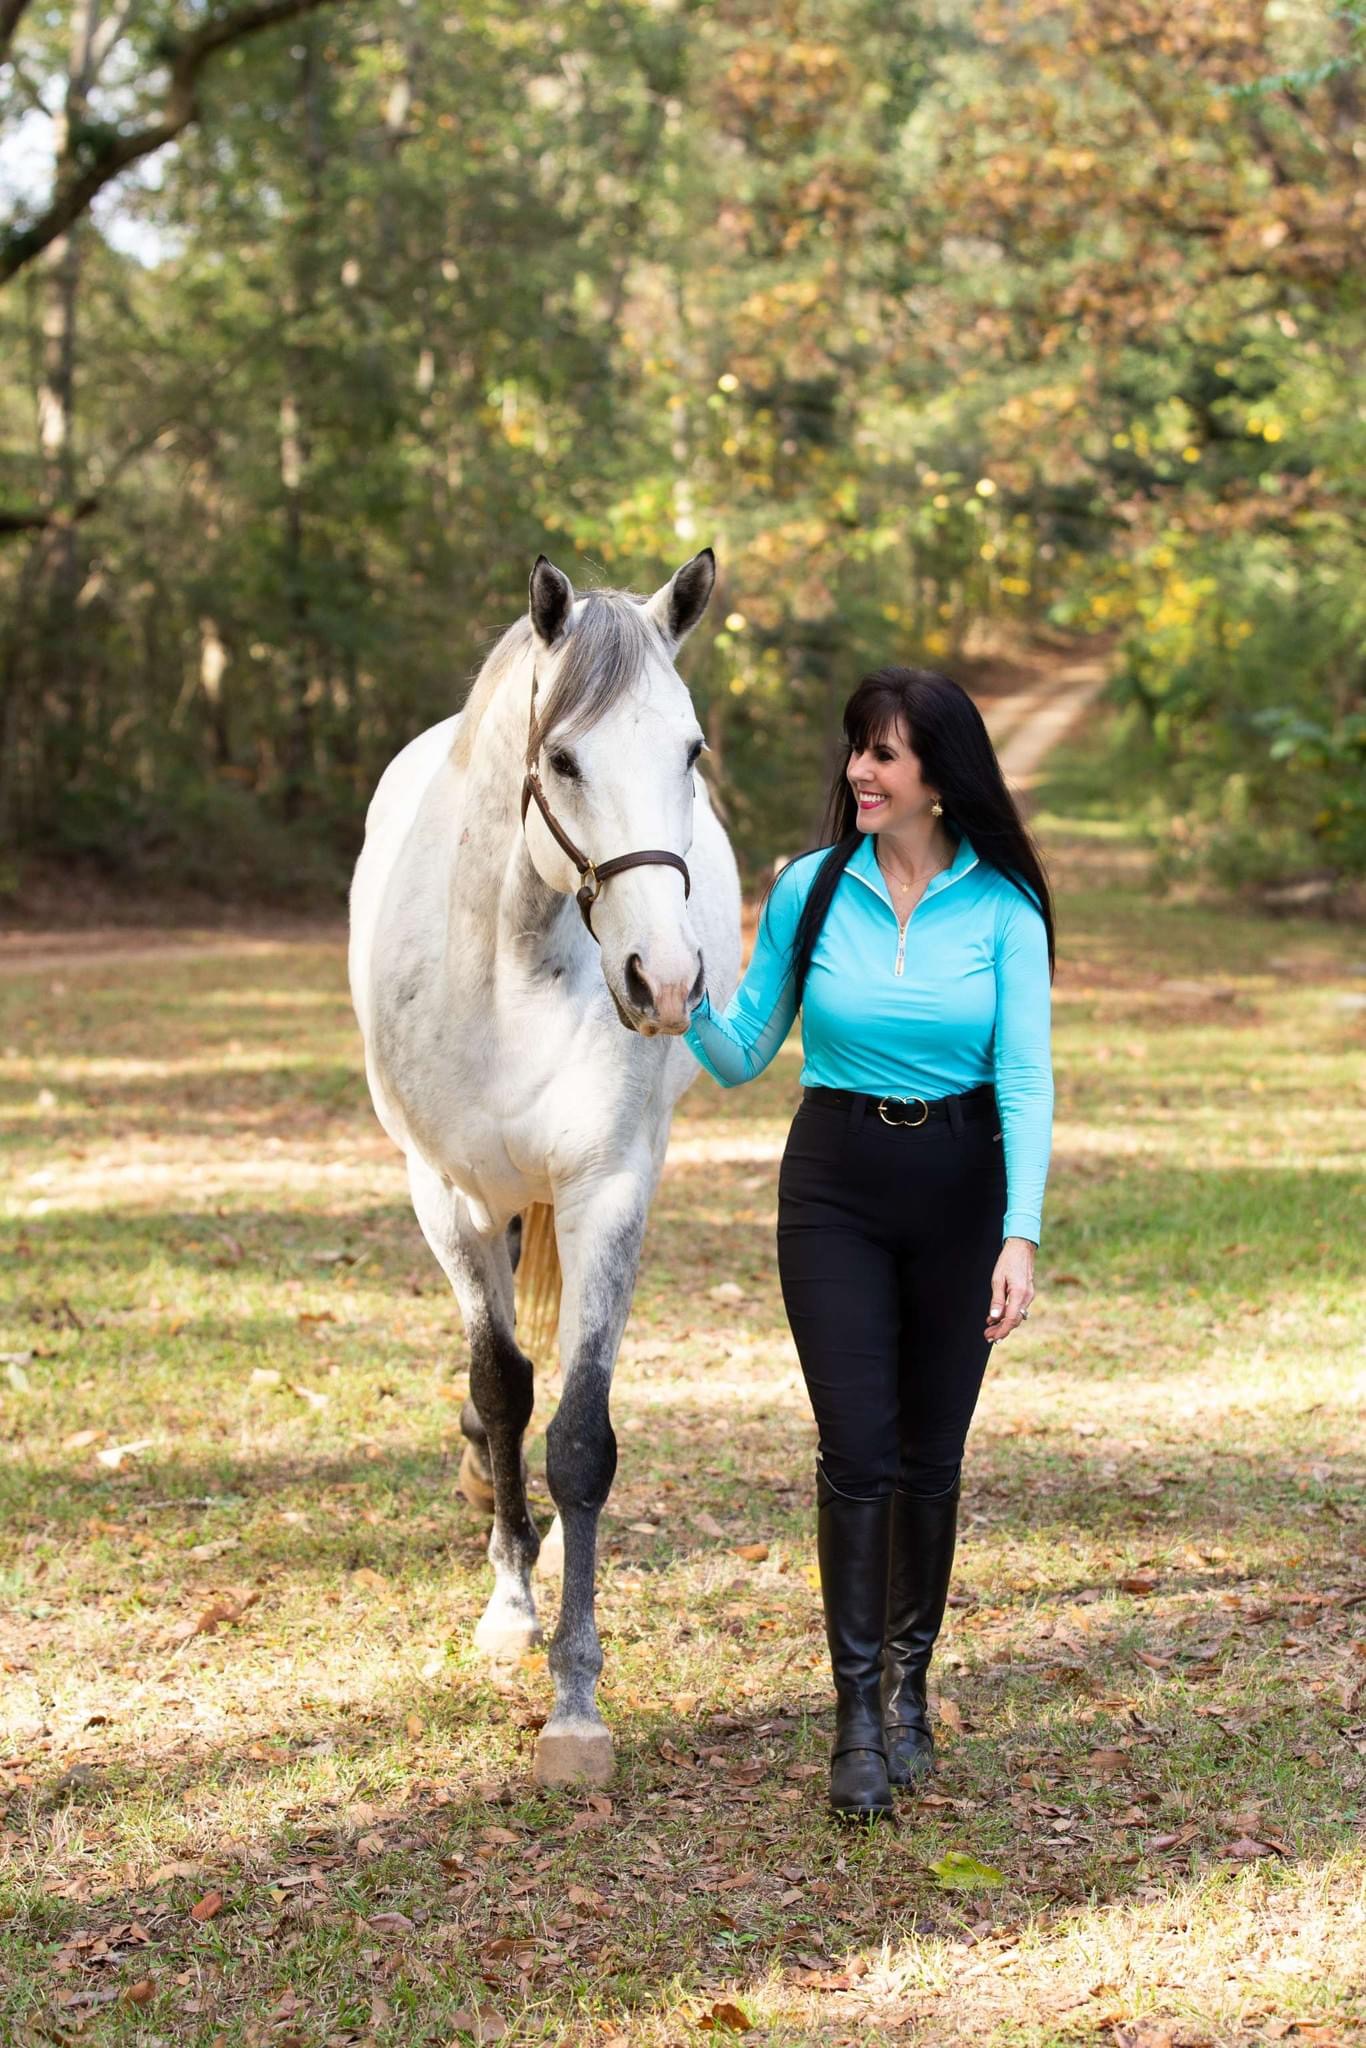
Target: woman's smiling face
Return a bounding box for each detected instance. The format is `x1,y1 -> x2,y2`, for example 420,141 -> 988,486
846,718 -> 936,834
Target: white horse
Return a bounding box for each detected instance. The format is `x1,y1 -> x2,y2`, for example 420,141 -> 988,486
349,550 -> 741,1785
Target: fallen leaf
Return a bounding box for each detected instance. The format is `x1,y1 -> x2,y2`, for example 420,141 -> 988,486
693,1511 -> 726,1539
1221,1835 -> 1281,1859
734,1542 -> 769,1563
121,1978 -> 156,2006
697,2002 -> 753,2032
449,2005 -> 506,2043
166,1588 -> 260,1646
64,1427 -> 101,1450
709,1282 -> 746,1302
96,1437 -> 155,1470
1119,1574 -> 1159,1595
189,1891 -> 224,1922
250,1367 -> 282,1387
288,1382 -> 329,1410
367,1911 -> 415,1935
405,1712 -> 423,1740
1087,1747 -> 1129,1774
355,1832 -> 386,1858
936,1697 -> 964,1732
926,1851 -> 1005,1890
5,1358 -> 32,1393
352,1567 -> 387,1593
1146,1823 -> 1199,1852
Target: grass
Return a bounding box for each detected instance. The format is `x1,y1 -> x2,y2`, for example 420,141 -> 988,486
1,708 -> 1363,2046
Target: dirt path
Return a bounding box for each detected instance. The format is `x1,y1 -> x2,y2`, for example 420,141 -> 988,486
0,921 -> 345,979
975,649 -> 1112,790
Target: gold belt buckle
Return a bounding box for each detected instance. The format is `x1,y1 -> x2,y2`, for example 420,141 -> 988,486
878,1095 -> 929,1128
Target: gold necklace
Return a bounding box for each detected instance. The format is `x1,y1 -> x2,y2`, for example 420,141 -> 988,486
877,847 -> 949,896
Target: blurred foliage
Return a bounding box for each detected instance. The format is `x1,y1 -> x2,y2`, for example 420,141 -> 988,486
0,0 -> 1361,896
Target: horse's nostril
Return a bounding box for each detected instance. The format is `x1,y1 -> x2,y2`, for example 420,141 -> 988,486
624,952 -> 654,1014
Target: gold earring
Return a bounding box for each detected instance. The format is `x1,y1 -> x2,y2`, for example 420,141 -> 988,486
932,800 -> 943,817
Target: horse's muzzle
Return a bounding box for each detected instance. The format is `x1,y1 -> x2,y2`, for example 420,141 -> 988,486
615,950 -> 702,1036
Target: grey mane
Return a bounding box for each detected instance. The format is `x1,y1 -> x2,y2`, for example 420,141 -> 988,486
527,591 -> 665,764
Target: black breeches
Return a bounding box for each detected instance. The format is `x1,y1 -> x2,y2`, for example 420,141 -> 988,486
776,1091 -> 1006,1502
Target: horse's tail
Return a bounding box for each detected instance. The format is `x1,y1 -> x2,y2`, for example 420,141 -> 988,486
516,1203 -> 562,1363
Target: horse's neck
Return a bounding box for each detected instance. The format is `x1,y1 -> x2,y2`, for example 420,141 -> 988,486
448,651 -> 563,958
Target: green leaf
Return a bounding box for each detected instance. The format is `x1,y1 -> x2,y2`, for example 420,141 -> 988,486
926,1851 -> 1006,1890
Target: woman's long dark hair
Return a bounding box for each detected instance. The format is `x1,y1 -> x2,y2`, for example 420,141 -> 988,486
786,666 -> 1056,1002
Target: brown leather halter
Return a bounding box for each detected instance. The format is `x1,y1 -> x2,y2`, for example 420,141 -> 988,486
520,668 -> 692,937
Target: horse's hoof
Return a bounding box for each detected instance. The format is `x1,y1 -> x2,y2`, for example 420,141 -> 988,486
534,1514 -> 564,1580
473,1606 -> 542,1661
533,1723 -> 614,1787
459,1443 -> 497,1515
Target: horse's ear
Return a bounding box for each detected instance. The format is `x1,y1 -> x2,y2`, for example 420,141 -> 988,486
529,555 -> 574,646
644,547 -> 716,649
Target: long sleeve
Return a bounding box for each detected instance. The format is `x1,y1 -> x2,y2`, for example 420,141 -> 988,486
684,860 -> 806,1087
992,892 -> 1054,1243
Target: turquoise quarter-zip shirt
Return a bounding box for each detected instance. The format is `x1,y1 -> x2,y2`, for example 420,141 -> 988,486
684,832 -> 1054,1243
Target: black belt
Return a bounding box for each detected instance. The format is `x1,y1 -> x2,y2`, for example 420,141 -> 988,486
803,1082 -> 997,1130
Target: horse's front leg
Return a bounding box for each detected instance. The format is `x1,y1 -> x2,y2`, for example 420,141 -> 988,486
534,1172 -> 646,1788
406,1157 -> 542,1659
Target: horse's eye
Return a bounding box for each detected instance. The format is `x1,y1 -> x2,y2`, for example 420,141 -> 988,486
686,740 -> 705,771
549,749 -> 580,781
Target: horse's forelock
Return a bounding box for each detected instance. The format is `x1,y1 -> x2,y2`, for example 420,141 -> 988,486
527,592 -> 667,763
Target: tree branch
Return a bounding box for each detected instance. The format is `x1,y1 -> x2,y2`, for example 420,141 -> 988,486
0,0 -> 36,68
0,495 -> 99,538
86,0 -> 141,89
1,0 -> 346,289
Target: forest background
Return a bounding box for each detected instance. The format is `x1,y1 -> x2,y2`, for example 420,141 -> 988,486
1,0 -> 1362,906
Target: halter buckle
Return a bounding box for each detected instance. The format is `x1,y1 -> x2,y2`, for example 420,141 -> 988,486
878,1096 -> 929,1128
579,863 -> 600,903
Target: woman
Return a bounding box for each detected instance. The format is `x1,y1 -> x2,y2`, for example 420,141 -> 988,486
685,666 -> 1054,1822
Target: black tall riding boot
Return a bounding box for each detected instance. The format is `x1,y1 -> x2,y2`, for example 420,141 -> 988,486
815,1466 -> 894,1823
882,1476 -> 960,1790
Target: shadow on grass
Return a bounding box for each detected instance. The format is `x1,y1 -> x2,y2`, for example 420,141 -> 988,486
2,1427 -> 1356,1597
3,1658 -> 1361,2043
3,1143 -> 1360,1313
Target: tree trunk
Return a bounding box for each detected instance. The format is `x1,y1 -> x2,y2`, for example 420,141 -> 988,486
32,0 -> 100,804
279,24 -> 327,825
